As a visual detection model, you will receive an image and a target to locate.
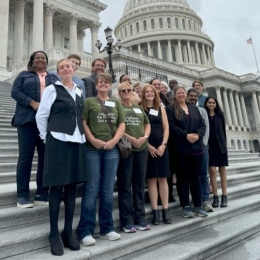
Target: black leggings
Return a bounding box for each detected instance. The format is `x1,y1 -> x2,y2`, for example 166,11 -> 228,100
49,183 -> 77,238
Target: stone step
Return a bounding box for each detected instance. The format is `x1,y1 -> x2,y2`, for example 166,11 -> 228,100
0,171 -> 36,184
228,153 -> 258,158
0,140 -> 18,146
0,128 -> 17,135
0,133 -> 18,140
0,161 -> 36,173
0,123 -> 14,129
226,162 -> 260,174
208,231 -> 260,260
228,156 -> 260,164
0,154 -> 37,163
4,193 -> 260,260
0,147 -> 19,155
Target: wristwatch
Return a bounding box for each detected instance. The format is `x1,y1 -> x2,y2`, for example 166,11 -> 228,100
162,142 -> 167,146
144,135 -> 149,139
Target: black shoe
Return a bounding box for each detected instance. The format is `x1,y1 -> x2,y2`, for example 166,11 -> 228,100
152,209 -> 160,225
212,195 -> 219,208
162,208 -> 172,224
169,194 -> 176,203
220,195 -> 227,207
49,235 -> 64,256
61,232 -> 80,251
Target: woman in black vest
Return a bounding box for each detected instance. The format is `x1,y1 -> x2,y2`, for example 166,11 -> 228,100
36,59 -> 88,256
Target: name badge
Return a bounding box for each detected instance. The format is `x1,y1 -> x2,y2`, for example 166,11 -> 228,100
149,109 -> 159,116
75,88 -> 82,97
105,101 -> 115,107
133,108 -> 142,114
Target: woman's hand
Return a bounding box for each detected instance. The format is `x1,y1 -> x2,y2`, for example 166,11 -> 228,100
30,100 -> 40,111
129,136 -> 141,148
92,138 -> 107,149
187,133 -> 197,144
157,144 -> 166,157
103,139 -> 116,150
148,144 -> 158,158
137,136 -> 147,146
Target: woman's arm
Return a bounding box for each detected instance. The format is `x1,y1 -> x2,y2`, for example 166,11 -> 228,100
137,123 -> 151,146
103,123 -> 125,150
157,107 -> 169,156
35,86 -> 56,141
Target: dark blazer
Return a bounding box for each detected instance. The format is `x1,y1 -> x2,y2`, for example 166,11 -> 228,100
166,103 -> 206,154
209,113 -> 227,154
11,71 -> 58,126
82,73 -> 112,98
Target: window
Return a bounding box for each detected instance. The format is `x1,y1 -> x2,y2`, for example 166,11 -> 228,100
151,19 -> 155,29
125,27 -> 127,37
153,47 -> 158,59
159,18 -> 163,28
64,38 -> 70,49
136,22 -> 140,33
143,20 -> 147,31
175,18 -> 179,28
144,48 -> 148,55
188,20 -> 191,30
182,19 -> 185,29
162,46 -> 167,61
171,46 -> 176,62
167,18 -> 171,28
130,25 -> 133,35
193,22 -> 196,30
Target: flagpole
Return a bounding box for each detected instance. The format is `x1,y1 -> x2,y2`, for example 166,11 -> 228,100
250,37 -> 259,73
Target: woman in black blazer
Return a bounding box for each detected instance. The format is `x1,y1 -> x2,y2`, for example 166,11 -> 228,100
166,86 -> 207,218
204,96 -> 228,208
11,51 -> 58,209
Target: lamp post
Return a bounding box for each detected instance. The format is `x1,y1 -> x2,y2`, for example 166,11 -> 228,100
95,26 -> 122,83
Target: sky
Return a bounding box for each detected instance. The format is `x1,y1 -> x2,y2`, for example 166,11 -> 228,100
84,0 -> 260,76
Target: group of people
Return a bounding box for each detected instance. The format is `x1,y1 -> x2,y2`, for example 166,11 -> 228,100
11,50 -> 228,256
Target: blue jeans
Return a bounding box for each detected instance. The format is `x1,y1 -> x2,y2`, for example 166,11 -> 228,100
201,146 -> 210,202
77,146 -> 119,238
117,147 -> 148,227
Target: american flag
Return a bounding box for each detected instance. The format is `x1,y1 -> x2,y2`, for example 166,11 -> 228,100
246,38 -> 253,44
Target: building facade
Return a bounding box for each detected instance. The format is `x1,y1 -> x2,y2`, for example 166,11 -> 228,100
0,0 -> 259,151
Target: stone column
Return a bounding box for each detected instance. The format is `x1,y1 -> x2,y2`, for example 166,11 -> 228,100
222,89 -> 233,126
138,44 -> 141,53
68,13 -> 80,53
251,90 -> 260,129
195,42 -> 201,64
0,0 -> 10,71
13,0 -> 26,65
90,23 -> 99,58
234,91 -> 244,127
32,0 -> 44,51
167,40 -> 173,62
77,30 -> 85,53
228,90 -> 238,126
53,22 -> 63,48
201,44 -> 207,65
211,48 -> 216,67
147,42 -> 151,56
187,40 -> 192,63
158,41 -> 162,59
215,86 -> 223,109
28,13 -> 33,55
44,4 -> 57,51
178,40 -> 183,63
207,46 -> 212,67
240,93 -> 250,128
183,45 -> 188,63
257,92 -> 260,109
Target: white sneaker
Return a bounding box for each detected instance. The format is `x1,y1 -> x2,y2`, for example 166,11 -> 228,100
81,235 -> 96,246
100,231 -> 121,241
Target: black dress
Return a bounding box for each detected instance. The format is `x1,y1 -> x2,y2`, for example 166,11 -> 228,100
145,107 -> 170,178
208,115 -> 228,167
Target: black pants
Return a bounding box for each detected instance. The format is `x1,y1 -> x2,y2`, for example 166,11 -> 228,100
16,123 -> 48,198
176,153 -> 203,208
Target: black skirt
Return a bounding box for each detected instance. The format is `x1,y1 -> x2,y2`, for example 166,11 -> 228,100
43,133 -> 88,187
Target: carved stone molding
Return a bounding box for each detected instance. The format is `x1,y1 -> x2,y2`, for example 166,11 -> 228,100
14,0 -> 27,7
45,3 -> 57,16
89,22 -> 101,32
68,13 -> 81,25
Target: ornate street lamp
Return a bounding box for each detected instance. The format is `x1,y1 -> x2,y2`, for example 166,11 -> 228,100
95,26 -> 122,83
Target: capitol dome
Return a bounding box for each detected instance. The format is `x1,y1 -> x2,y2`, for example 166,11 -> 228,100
114,0 -> 215,70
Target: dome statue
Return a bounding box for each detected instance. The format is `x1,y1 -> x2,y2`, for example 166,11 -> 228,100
115,0 -> 215,70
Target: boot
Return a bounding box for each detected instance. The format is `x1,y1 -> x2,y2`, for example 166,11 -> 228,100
61,232 -> 80,251
49,235 -> 64,256
152,209 -> 160,225
220,195 -> 227,207
212,195 -> 219,208
162,208 -> 172,224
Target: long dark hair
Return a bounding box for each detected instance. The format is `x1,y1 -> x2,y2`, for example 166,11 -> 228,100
204,96 -> 224,117
27,51 -> 48,71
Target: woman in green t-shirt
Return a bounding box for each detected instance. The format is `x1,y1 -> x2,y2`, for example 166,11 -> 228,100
117,82 -> 151,233
77,73 -> 125,245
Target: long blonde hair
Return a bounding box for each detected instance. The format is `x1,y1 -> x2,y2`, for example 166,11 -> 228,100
140,85 -> 160,111
172,86 -> 187,120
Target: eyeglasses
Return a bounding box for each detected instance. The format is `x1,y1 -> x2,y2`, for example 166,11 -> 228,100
120,89 -> 132,93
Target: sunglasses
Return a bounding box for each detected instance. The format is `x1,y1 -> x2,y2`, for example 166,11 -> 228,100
121,89 -> 132,93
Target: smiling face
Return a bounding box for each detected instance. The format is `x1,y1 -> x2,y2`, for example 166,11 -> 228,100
92,60 -> 106,75
32,52 -> 47,71
187,91 -> 198,105
69,57 -> 80,72
133,85 -> 142,95
152,79 -> 161,93
119,83 -> 132,102
174,87 -> 187,104
161,84 -> 168,95
206,98 -> 217,112
144,86 -> 155,101
57,59 -> 74,79
193,81 -> 203,95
